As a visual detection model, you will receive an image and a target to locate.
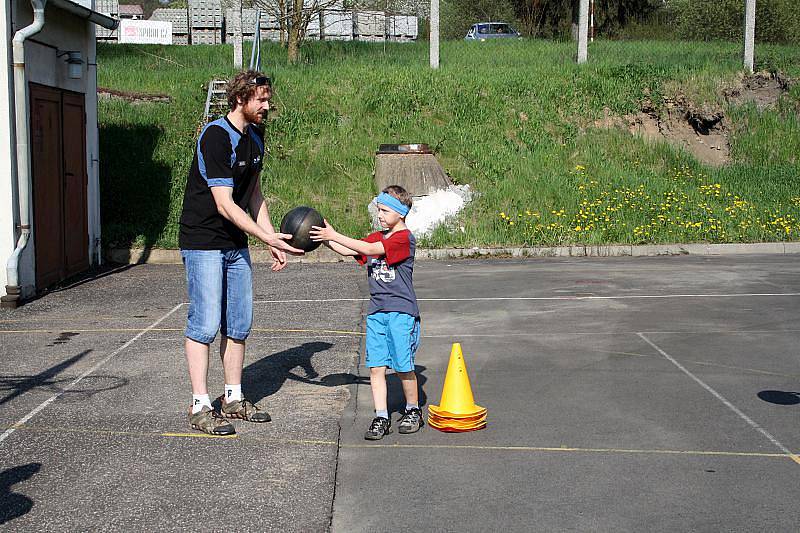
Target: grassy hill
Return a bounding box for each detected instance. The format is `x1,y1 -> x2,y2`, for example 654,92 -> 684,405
96,40 -> 800,249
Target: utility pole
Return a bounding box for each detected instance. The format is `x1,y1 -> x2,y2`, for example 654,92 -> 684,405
430,0 -> 439,69
590,0 -> 594,42
577,0 -> 589,64
743,0 -> 756,73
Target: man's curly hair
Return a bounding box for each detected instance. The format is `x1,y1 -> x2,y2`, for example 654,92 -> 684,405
226,70 -> 272,110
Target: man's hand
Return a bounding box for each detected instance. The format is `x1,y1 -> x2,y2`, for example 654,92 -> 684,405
269,246 -> 288,272
263,232 -> 304,255
309,220 -> 336,243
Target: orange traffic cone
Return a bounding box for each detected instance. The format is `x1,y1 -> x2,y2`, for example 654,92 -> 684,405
428,343 -> 486,432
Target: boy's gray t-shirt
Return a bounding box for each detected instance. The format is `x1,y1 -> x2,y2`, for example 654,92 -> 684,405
356,229 -> 419,317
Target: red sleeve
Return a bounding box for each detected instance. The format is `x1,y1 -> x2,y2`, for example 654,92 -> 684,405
354,232 -> 384,265
382,230 -> 411,266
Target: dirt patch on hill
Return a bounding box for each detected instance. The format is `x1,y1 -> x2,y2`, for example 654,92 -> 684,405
723,71 -> 794,110
98,87 -> 171,104
593,72 -> 793,167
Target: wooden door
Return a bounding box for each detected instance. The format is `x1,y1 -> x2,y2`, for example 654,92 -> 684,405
31,85 -> 64,288
30,84 -> 89,289
62,92 -> 89,276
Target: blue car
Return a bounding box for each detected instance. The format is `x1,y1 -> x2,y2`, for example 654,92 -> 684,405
464,22 -> 522,41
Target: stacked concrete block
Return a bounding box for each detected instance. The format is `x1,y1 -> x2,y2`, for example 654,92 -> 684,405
387,14 -> 417,42
190,0 -> 223,44
225,8 -> 259,41
354,10 -> 385,42
150,8 -> 190,45
96,0 -> 119,41
320,9 -> 353,40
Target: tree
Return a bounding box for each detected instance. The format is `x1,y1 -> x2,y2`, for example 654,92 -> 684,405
254,0 -> 347,63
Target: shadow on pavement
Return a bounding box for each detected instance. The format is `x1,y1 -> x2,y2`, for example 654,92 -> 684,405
757,390 -> 800,405
0,463 -> 41,526
0,349 -> 128,406
242,342 -> 334,403
387,365 -> 428,416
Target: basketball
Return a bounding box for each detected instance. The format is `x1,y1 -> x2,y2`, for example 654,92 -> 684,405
280,206 -> 325,252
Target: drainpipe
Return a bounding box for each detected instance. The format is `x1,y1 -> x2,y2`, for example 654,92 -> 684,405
2,0 -> 47,309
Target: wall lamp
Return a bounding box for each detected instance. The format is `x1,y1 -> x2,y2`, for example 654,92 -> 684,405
57,50 -> 83,79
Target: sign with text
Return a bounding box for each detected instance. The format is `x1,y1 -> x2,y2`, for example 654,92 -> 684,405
118,20 -> 172,45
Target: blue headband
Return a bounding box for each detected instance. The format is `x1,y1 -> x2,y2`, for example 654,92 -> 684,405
375,192 -> 410,217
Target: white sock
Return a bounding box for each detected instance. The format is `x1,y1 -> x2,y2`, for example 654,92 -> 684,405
191,394 -> 211,414
225,384 -> 242,403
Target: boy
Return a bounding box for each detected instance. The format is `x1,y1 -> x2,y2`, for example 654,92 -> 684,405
309,186 -> 423,440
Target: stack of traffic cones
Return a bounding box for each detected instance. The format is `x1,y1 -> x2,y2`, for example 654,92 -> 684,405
428,343 -> 487,432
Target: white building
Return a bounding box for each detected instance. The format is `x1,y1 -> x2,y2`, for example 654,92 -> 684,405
0,0 -> 117,308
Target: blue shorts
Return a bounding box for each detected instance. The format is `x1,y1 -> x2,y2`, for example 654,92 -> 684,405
365,312 -> 420,372
181,248 -> 253,344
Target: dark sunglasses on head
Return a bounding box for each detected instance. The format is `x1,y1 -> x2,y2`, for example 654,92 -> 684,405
248,76 -> 272,87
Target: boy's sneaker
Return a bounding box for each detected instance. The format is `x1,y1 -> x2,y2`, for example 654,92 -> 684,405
217,395 -> 271,422
398,407 -> 424,434
189,406 -> 236,436
364,416 -> 392,440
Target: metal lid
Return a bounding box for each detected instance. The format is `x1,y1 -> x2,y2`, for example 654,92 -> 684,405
376,143 -> 432,155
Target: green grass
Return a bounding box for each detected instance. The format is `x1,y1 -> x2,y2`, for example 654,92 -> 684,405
97,39 -> 800,249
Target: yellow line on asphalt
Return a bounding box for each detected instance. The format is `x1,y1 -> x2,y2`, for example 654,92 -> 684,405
342,442 -> 799,462
161,432 -> 238,439
4,424 -> 797,462
0,327 -> 364,336
0,424 -> 336,446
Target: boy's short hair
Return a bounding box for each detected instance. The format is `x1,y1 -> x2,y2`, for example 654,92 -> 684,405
226,70 -> 272,110
382,185 -> 413,210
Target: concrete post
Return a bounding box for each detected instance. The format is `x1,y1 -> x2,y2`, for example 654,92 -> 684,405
577,0 -> 589,64
744,0 -> 756,73
430,0 -> 439,69
232,0 -> 243,68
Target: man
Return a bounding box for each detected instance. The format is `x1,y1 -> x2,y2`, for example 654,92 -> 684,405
179,70 -> 302,435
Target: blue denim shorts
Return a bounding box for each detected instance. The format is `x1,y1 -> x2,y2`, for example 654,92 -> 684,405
181,248 -> 253,344
365,312 -> 420,372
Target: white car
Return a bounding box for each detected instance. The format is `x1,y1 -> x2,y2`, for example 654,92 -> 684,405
465,22 -> 522,41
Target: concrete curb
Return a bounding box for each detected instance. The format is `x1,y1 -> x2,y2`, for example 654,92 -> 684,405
107,242 -> 800,264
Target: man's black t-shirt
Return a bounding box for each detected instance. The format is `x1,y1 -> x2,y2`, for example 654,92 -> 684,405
179,116 -> 264,250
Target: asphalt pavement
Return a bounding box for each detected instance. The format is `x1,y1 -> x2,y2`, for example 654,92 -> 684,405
2,255 -> 799,532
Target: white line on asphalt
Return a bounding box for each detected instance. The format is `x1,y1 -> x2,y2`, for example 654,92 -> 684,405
253,292 -> 800,304
0,303 -> 185,446
420,329 -> 800,338
637,332 -> 799,463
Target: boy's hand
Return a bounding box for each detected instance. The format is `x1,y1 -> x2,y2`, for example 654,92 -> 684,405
310,220 -> 336,242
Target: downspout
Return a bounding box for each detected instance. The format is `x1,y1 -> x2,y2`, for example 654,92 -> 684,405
1,0 -> 47,309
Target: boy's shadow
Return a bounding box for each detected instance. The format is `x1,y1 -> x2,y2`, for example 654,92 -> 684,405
241,342 -> 334,404
387,365 -> 428,417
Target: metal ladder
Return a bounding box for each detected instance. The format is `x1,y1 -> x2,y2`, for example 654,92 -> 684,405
203,79 -> 228,124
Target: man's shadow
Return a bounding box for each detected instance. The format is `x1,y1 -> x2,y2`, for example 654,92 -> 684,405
241,342 -> 428,416
0,463 -> 40,525
241,342 -> 334,404
290,364 -> 429,417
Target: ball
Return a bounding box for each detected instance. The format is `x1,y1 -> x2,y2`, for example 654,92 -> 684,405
279,206 -> 325,252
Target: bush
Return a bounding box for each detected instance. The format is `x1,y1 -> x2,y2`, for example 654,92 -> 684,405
671,0 -> 800,44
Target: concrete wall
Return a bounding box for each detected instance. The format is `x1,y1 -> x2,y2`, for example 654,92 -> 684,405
1,0 -> 101,299
0,0 -> 16,295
